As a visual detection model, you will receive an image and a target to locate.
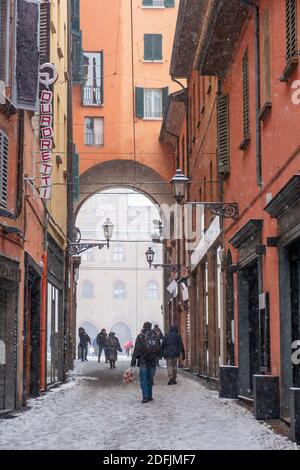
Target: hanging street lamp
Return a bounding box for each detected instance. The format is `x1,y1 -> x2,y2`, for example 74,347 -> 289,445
170,169 -> 239,220
67,218 -> 114,256
145,246 -> 180,273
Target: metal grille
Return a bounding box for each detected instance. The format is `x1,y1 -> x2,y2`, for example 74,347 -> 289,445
217,95 -> 230,175
243,48 -> 250,139
286,0 -> 298,61
82,86 -> 102,106
0,0 -> 7,82
0,131 -> 8,209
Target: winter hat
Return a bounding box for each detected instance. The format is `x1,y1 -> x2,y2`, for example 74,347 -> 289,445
143,322 -> 152,331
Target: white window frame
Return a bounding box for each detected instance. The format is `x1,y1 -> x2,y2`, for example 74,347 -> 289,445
82,51 -> 103,106
147,281 -> 159,300
113,281 -> 126,299
144,88 -> 163,120
84,117 -> 104,147
113,245 -> 125,262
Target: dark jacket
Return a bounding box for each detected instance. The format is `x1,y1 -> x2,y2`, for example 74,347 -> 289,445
154,328 -> 164,342
96,332 -> 107,348
79,332 -> 91,347
131,329 -> 159,368
161,326 -> 185,360
106,334 -> 122,361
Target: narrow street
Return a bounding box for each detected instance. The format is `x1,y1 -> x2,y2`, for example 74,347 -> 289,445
0,361 -> 296,451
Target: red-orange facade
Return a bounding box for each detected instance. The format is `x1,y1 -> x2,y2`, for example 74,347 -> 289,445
164,0 -> 300,427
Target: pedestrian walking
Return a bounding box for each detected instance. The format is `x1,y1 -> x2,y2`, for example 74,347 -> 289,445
153,324 -> 164,366
79,331 -> 91,362
96,329 -> 108,363
161,325 -> 185,385
131,322 -> 161,403
78,327 -> 85,359
106,332 -> 122,369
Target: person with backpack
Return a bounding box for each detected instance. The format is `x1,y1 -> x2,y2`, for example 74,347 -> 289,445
130,322 -> 161,403
106,332 -> 122,369
96,328 -> 108,363
79,330 -> 91,362
161,325 -> 185,385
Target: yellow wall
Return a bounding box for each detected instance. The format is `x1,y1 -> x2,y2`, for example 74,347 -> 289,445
49,0 -> 69,246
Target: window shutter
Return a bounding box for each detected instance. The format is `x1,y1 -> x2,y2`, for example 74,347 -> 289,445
72,30 -> 83,84
135,87 -> 144,118
143,0 -> 153,6
164,0 -> 175,7
242,48 -> 250,139
39,2 -> 50,65
71,0 -> 80,32
73,152 -> 80,201
153,34 -> 162,60
217,95 -> 230,175
100,50 -> 104,104
162,86 -> 169,117
286,0 -> 297,61
144,35 -> 153,60
0,0 -> 8,83
14,0 -> 40,110
0,131 -> 8,209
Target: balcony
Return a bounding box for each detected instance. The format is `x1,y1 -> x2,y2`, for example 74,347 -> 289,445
82,86 -> 102,106
85,132 -> 104,147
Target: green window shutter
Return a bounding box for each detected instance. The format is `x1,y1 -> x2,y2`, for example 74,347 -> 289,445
71,0 -> 80,32
72,30 -> 83,84
73,152 -> 80,201
153,34 -> 162,60
135,87 -> 144,118
143,0 -> 153,6
39,2 -> 50,65
217,95 -> 230,175
144,35 -> 153,60
164,0 -> 175,7
162,87 -> 169,117
144,34 -> 162,60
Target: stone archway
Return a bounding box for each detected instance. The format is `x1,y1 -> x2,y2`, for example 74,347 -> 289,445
75,159 -> 174,214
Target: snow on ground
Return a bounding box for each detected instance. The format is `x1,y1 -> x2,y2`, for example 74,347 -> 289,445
0,360 -> 298,450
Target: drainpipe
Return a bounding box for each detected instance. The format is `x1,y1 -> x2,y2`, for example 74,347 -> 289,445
16,110 -> 24,217
243,1 -> 262,186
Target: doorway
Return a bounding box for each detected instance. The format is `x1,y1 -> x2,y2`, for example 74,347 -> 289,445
289,241 -> 300,388
238,260 -> 260,397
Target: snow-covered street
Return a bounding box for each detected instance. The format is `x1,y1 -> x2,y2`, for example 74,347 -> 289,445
0,360 -> 297,451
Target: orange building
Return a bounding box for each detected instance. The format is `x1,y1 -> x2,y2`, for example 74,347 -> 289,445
72,0 -> 180,204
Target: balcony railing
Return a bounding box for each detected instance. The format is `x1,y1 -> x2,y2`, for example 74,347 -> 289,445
85,132 -> 104,147
144,110 -> 163,119
152,0 -> 164,6
82,86 -> 102,106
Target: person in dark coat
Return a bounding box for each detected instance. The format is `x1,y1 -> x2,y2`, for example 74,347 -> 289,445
131,322 -> 161,403
106,332 -> 122,369
154,324 -> 164,366
78,327 -> 85,359
96,329 -> 108,363
161,325 -> 185,385
79,330 -> 91,362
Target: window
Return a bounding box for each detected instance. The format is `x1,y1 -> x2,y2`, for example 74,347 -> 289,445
262,9 -> 271,103
82,249 -> 95,262
144,34 -> 162,61
0,131 -> 8,209
147,281 -> 159,300
82,281 -> 95,299
113,246 -> 125,262
136,87 -> 168,119
85,117 -> 104,146
145,89 -> 162,118
82,51 -> 103,106
113,281 -> 126,299
0,1 -> 8,83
